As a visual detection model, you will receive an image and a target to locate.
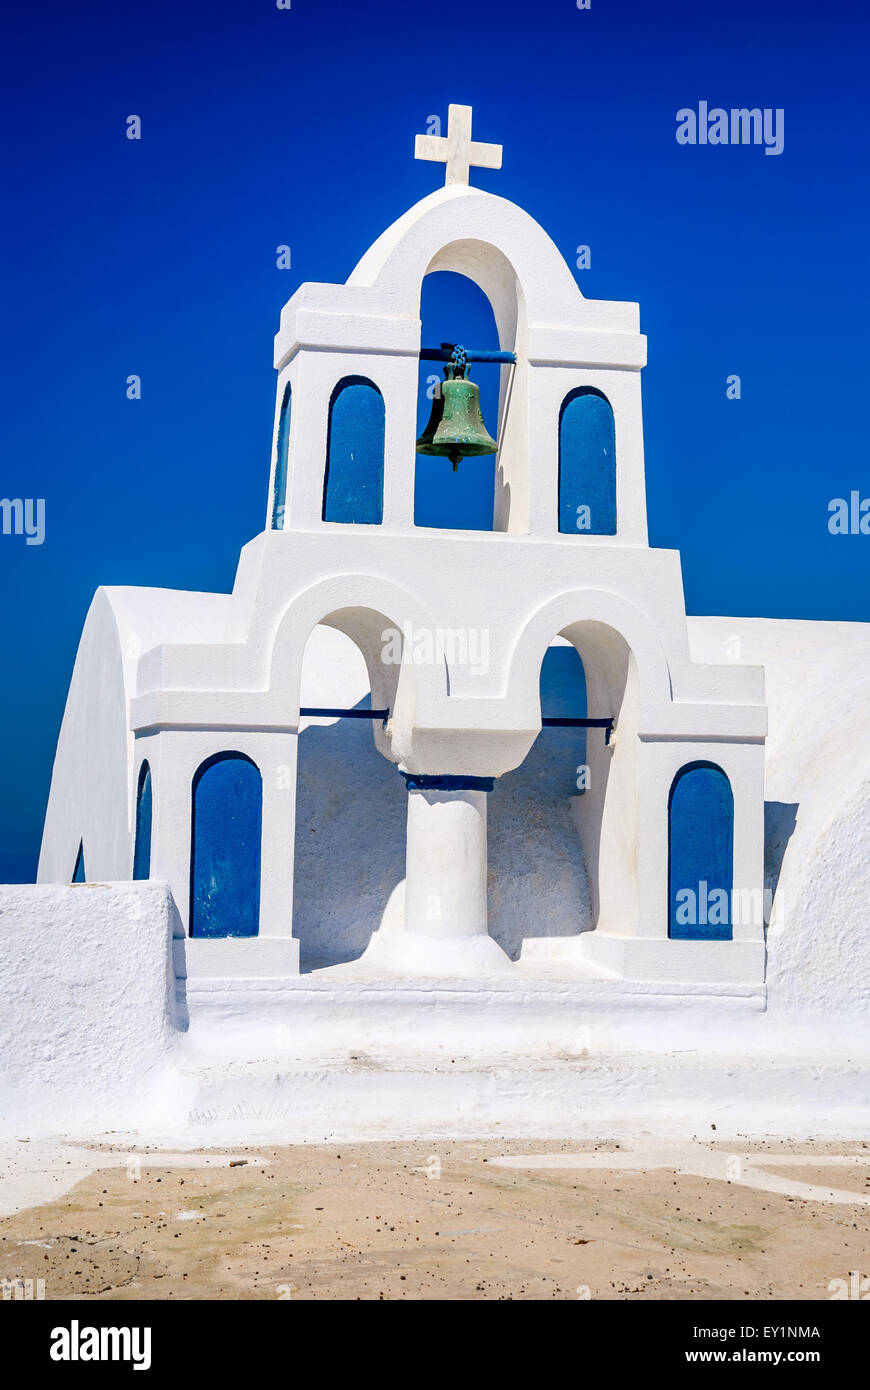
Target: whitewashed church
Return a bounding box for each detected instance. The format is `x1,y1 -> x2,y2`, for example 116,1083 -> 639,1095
38,105 -> 768,996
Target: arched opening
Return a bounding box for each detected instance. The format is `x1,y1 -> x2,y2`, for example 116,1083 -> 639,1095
414,271 -> 503,532
668,762 -> 734,940
271,382 -> 291,529
190,752 -> 262,938
72,841 -> 86,883
132,761 -> 152,880
322,377 -> 384,524
558,388 -> 617,536
488,640 -> 591,958
502,613 -> 643,949
293,621 -> 405,970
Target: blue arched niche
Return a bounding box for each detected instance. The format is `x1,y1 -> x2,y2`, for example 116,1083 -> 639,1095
271,382 -> 291,529
558,388 -> 617,536
322,377 -> 384,524
132,761 -> 152,880
668,761 -> 733,940
190,752 -> 262,938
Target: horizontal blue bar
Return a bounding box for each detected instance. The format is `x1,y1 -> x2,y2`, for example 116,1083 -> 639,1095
542,715 -> 614,745
419,346 -> 516,364
541,717 -> 612,728
300,707 -> 389,720
401,773 -> 496,793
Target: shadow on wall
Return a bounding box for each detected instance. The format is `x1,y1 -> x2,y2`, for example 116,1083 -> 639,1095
764,799 -> 799,936
488,645 -> 593,959
293,702 -> 405,971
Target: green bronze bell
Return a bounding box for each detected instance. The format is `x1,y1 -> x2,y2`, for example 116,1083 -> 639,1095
415,369 -> 448,455
416,359 -> 498,471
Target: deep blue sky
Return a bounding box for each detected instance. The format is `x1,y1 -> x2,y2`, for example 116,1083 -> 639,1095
1,0 -> 868,881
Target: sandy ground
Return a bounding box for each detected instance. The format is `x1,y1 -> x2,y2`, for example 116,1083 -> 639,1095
1,1138 -> 869,1301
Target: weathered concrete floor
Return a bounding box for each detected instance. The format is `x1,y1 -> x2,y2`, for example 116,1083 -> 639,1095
1,1138 -> 868,1300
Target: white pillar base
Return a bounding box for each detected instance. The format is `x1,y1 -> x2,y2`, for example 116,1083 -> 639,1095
363,777 -> 512,977
363,926 -> 513,978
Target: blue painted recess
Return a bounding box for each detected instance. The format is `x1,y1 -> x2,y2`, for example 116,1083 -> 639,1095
558,388 -> 617,536
132,761 -> 152,880
190,752 -> 262,938
668,762 -> 733,940
539,644 -> 587,794
72,841 -> 86,883
323,377 -> 384,524
271,383 -> 291,529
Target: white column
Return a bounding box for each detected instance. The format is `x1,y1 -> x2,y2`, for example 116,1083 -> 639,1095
367,776 -> 512,975
405,788 -> 488,940
254,732 -> 301,975
149,733 -> 194,937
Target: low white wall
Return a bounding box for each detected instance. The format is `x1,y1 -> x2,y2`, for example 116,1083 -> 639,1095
0,882 -> 178,1136
0,872 -> 867,1143
689,617 -> 870,1020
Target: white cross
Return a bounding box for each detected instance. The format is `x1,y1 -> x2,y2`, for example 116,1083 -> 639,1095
415,105 -> 502,187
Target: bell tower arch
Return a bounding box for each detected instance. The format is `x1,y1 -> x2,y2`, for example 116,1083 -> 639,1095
269,102 -> 647,543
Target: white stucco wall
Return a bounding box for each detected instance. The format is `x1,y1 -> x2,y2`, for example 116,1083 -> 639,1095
4,615 -> 870,1141
688,617 -> 870,1018
0,882 -> 177,1134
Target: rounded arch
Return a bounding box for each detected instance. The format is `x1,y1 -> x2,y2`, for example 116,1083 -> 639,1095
190,751 -> 262,939
558,387 -> 617,536
347,190 -> 588,537
294,623 -> 406,970
509,596 -> 675,935
421,239 -> 523,362
415,269 -> 503,533
668,761 -> 734,942
132,759 -> 152,880
508,589 -> 673,728
505,603 -> 653,934
322,376 -> 384,525
191,748 -> 260,789
487,638 -> 592,958
268,575 -> 448,761
415,247 -> 522,533
347,188 -> 582,330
